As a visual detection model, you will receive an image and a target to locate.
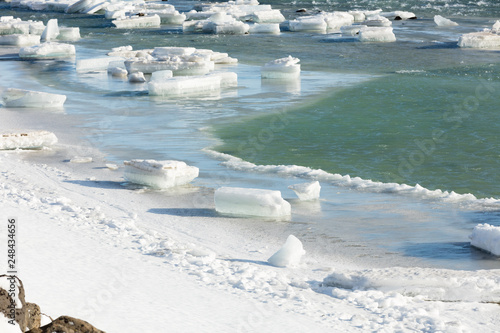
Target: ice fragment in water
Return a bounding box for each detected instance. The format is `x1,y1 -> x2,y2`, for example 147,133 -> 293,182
128,72 -> 146,83
288,181 -> 321,201
261,56 -> 300,79
268,235 -> 306,267
148,75 -> 222,96
77,57 -> 125,72
214,187 -> 291,217
57,27 -> 80,41
2,88 -> 66,108
123,159 -> 199,189
0,34 -> 40,46
41,18 -> 59,42
19,42 -> 75,59
358,26 -> 396,42
434,15 -> 458,27
469,223 -> 500,256
112,14 -> 161,29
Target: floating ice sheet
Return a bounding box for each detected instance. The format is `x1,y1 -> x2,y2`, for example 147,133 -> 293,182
458,32 -> 500,49
19,42 -> 75,59
469,223 -> 500,256
76,57 -> 125,72
434,15 -> 458,27
57,27 -> 81,41
261,56 -> 300,79
268,235 -> 306,267
41,18 -> 59,42
214,187 -> 291,217
358,26 -> 396,42
288,181 -> 321,201
123,159 -> 199,189
112,14 -> 161,29
0,34 -> 40,46
2,88 -> 66,108
0,130 -> 58,150
148,75 -> 222,96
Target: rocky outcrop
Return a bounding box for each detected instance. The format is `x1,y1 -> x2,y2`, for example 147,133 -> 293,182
0,274 -> 39,331
26,315 -> 105,333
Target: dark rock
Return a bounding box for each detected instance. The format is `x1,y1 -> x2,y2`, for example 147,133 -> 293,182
26,302 -> 41,330
27,315 -> 106,333
1,274 -> 28,331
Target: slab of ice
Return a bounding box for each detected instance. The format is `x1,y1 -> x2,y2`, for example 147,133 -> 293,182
76,57 -> 125,72
123,159 -> 199,189
0,130 -> 58,150
322,12 -> 354,31
288,181 -> 321,201
249,23 -> 280,34
109,66 -> 128,77
245,10 -> 285,23
358,26 -> 396,42
469,223 -> 500,256
152,47 -> 196,57
341,25 -> 365,36
19,42 -> 75,59
434,15 -> 458,27
140,6 -> 186,25
66,0 -> 97,14
267,235 -> 306,267
363,15 -> 392,27
112,14 -> 161,29
129,72 -> 146,83
41,18 -> 59,42
381,11 -> 416,20
458,32 -> 500,48
261,55 -> 300,79
203,13 -> 250,34
125,58 -> 213,75
2,88 -> 66,108
0,34 -> 40,46
206,71 -> 238,88
148,75 -> 222,96
214,187 -> 291,217
57,27 -> 80,41
150,70 -> 173,81
348,10 -> 366,22
289,16 -> 327,32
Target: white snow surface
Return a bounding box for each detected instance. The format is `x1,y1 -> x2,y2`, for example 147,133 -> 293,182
469,223 -> 500,256
0,138 -> 500,332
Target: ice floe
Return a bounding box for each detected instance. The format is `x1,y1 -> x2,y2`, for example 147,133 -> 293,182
261,56 -> 300,80
76,56 -> 125,72
458,21 -> 500,48
434,15 -> 458,27
358,26 -> 396,42
214,187 -> 291,217
2,88 -> 66,108
469,223 -> 500,256
0,130 -> 58,150
19,42 -> 75,59
267,235 -> 306,267
40,18 -> 59,42
288,181 -> 321,201
123,159 -> 199,189
112,14 -> 161,29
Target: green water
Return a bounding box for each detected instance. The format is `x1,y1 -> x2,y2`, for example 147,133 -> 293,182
214,68 -> 500,198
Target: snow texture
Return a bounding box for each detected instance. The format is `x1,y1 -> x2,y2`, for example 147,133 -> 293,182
0,131 -> 58,150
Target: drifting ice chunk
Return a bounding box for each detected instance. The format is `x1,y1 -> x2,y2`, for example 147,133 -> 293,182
469,224 -> 500,256
214,187 -> 291,217
0,130 -> 58,150
458,32 -> 500,48
76,57 -> 125,72
112,14 -> 161,29
152,47 -> 196,57
125,58 -> 213,75
150,70 -> 174,81
359,26 -> 396,42
381,11 -> 416,20
204,13 -> 250,34
363,15 -> 392,27
348,10 -> 366,22
341,25 -> 365,36
19,42 -> 75,59
289,16 -> 327,32
109,66 -> 128,77
268,235 -> 306,267
322,12 -> 355,31
288,181 -> 321,201
148,75 -> 221,96
0,34 -> 40,46
2,88 -> 66,108
129,72 -> 146,83
434,15 -> 458,27
123,159 -> 199,189
57,27 -> 81,41
249,23 -> 280,34
41,18 -> 59,42
206,72 -> 238,88
246,10 -> 285,23
261,56 -> 300,79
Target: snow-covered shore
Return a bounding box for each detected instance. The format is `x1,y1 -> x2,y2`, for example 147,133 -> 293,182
1,109 -> 500,332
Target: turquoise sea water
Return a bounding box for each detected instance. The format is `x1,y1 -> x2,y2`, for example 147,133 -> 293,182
2,0 -> 500,269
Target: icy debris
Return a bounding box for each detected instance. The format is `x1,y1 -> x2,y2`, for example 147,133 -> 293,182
112,14 -> 161,29
150,70 -> 173,81
70,156 -> 93,163
248,23 -> 280,34
268,235 -> 306,267
0,34 -> 40,46
288,181 -> 321,201
2,88 -> 66,108
106,163 -> 119,170
206,71 -> 238,88
123,159 -> 199,189
41,18 -> 59,42
135,3 -> 186,25
109,66 -> 128,77
261,56 -> 300,80
469,223 -> 500,256
244,10 -> 285,23
348,10 -> 366,22
148,74 -> 222,96
19,42 -> 75,59
76,57 -> 125,72
128,72 -> 146,83
363,15 -> 392,27
203,13 -> 250,34
381,11 -> 416,20
0,131 -> 58,150
57,27 -> 81,41
358,26 -> 396,42
322,12 -> 355,31
341,25 -> 365,36
66,0 -> 99,14
434,15 -> 458,27
289,16 -> 327,32
458,21 -> 500,48
214,187 -> 291,217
